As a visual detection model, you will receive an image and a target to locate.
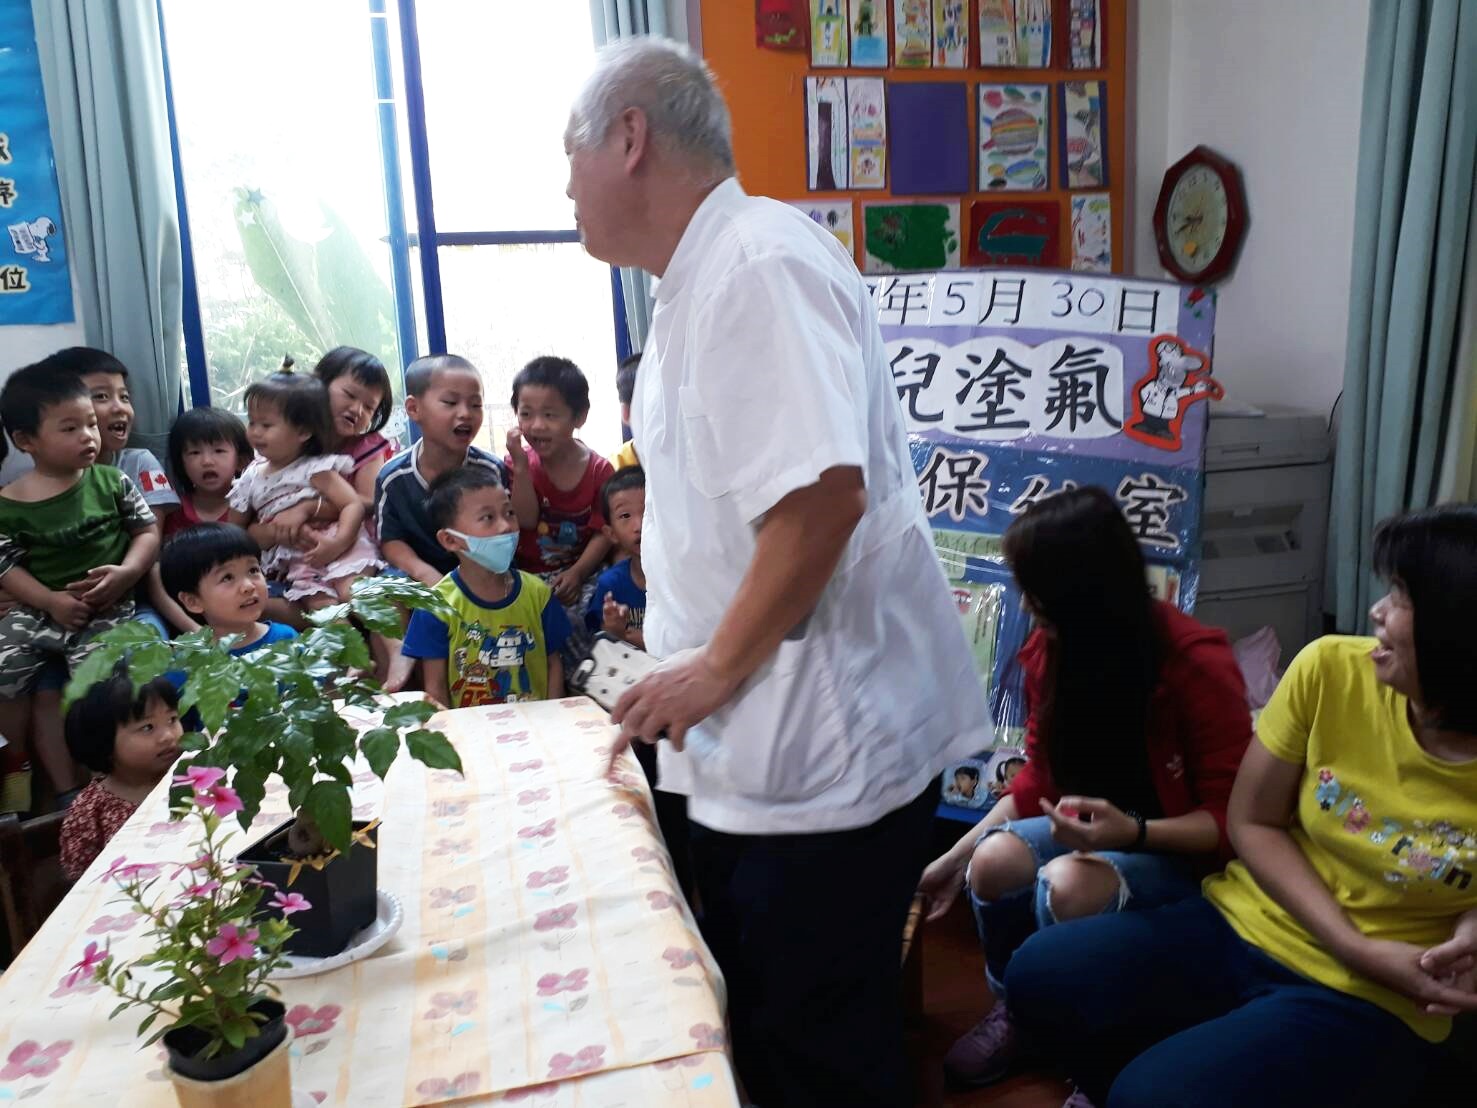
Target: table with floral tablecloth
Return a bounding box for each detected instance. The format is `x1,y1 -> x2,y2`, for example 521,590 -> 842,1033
0,697 -> 738,1106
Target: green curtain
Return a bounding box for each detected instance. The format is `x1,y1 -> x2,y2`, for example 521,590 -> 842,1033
1329,0 -> 1477,632
30,0 -> 182,459
588,0 -> 692,352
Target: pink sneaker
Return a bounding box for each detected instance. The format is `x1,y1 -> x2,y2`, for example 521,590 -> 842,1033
942,1003 -> 1019,1088
1062,1087 -> 1098,1108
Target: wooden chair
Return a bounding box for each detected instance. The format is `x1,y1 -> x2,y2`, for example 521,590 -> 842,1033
900,892 -> 926,1019
0,810 -> 71,962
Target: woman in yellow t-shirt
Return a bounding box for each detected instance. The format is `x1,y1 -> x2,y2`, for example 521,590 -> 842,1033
1003,506 -> 1477,1108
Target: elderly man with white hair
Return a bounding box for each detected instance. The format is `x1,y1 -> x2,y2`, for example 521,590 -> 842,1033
564,38 -> 990,1107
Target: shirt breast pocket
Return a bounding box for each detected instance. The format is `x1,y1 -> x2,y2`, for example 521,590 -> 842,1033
678,385 -> 731,500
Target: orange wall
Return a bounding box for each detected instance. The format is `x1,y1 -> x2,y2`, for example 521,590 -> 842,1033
699,0 -> 1129,272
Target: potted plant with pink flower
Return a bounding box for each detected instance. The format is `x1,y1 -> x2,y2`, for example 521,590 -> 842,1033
73,779 -> 314,1106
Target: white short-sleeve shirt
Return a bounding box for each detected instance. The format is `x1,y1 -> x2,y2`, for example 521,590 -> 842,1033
635,178 -> 989,834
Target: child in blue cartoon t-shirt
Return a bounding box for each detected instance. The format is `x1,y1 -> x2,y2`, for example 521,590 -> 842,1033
585,467 -> 646,648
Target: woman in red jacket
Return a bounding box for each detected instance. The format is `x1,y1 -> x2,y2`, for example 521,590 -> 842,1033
917,486 -> 1252,1090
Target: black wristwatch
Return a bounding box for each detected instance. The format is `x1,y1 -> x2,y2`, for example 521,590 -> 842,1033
1126,810 -> 1148,851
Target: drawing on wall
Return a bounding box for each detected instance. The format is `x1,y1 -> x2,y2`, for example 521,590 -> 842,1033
862,200 -> 960,273
1071,192 -> 1112,271
810,0 -> 849,66
847,77 -> 887,189
967,200 -> 1061,267
978,0 -> 1051,66
756,0 -> 810,50
789,200 -> 856,254
1067,0 -> 1103,69
805,76 -> 849,190
894,0 -> 932,68
849,0 -> 888,66
932,0 -> 969,67
1061,79 -> 1109,188
978,83 -> 1049,191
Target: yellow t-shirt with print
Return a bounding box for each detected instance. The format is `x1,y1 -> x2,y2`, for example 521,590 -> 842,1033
1204,635 -> 1477,1042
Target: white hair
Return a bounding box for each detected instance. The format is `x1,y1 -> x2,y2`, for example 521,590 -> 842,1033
567,37 -> 734,178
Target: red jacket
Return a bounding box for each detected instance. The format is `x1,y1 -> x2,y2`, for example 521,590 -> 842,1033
1007,601 -> 1252,863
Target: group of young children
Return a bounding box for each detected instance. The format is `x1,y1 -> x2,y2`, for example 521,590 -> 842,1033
0,344 -> 650,880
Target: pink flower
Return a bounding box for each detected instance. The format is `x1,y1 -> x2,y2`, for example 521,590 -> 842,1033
690,1022 -> 726,1049
97,856 -> 160,883
533,903 -> 578,932
414,1072 -> 480,1098
646,891 -> 677,911
630,846 -> 660,863
50,971 -> 100,999
86,913 -> 137,936
612,802 -> 639,820
285,1004 -> 341,1037
517,820 -> 555,839
169,852 -> 212,880
269,890 -> 312,916
0,1039 -> 73,1080
423,990 -> 477,1019
518,788 -> 550,806
147,820 -> 185,837
510,760 -> 544,773
430,885 -> 475,909
536,968 -> 588,996
487,708 -> 517,720
526,867 -> 568,889
173,765 -> 226,792
496,731 -> 529,744
197,784 -> 243,818
432,837 -> 471,855
204,923 -> 259,966
177,879 -> 220,902
64,942 -> 107,988
662,947 -> 699,970
547,1044 -> 605,1078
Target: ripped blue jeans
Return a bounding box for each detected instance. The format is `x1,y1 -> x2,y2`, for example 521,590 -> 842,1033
967,815 -> 1203,998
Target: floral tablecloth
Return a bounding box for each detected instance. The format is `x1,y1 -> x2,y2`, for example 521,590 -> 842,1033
0,697 -> 737,1106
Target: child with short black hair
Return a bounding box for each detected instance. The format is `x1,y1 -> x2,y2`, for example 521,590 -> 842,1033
586,466 -> 646,649
59,662 -> 182,879
0,361 -> 160,810
401,467 -> 570,708
611,352 -> 641,471
166,407 -> 252,538
159,523 -> 298,656
375,354 -> 506,586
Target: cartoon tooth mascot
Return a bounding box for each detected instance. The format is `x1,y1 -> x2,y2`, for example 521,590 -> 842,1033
1125,334 -> 1223,451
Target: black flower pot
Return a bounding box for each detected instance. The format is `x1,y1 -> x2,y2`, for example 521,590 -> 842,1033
163,997 -> 286,1082
237,819 -> 378,958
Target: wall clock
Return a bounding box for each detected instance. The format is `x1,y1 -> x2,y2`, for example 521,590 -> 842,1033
1153,145 -> 1247,285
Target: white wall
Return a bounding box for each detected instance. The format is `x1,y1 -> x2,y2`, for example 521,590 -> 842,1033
1130,0 -> 1370,417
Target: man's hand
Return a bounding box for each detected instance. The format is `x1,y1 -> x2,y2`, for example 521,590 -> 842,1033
602,595 -> 631,638
605,647 -> 740,776
1040,797 -> 1139,852
75,564 -> 134,611
47,589 -> 93,631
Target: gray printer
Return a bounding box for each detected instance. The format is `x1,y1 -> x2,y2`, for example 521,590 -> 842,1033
1194,405 -> 1332,656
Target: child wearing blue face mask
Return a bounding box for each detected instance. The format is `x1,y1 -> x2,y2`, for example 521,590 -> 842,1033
401,467 -> 571,708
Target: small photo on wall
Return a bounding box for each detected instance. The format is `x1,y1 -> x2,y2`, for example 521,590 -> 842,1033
1070,192 -> 1112,271
941,748 -> 1026,811
1060,79 -> 1109,188
894,0 -> 932,67
979,83 -> 1049,191
788,200 -> 856,255
862,200 -> 961,273
804,76 -> 849,191
967,200 -> 1061,267
847,77 -> 887,189
849,0 -> 888,66
932,0 -> 969,67
810,0 -> 849,66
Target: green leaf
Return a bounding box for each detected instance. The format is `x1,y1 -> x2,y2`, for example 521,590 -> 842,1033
360,727 -> 399,779
221,1016 -> 248,1051
233,771 -> 267,827
137,1012 -> 158,1037
406,728 -> 463,774
383,699 -> 437,728
304,780 -> 353,854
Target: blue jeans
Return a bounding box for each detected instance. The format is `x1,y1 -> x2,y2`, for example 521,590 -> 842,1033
968,815 -> 1202,995
1006,896 -> 1442,1107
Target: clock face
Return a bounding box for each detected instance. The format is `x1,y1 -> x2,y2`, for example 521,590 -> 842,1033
1164,165 -> 1229,275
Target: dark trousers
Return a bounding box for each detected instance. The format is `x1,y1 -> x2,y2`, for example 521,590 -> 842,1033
1005,896 -> 1443,1107
634,741 -> 694,903
690,784 -> 935,1108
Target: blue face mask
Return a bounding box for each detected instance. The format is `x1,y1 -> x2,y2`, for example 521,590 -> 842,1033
449,530 -> 518,574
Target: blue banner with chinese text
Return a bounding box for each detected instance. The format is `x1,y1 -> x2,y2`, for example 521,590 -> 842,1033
0,0 -> 73,325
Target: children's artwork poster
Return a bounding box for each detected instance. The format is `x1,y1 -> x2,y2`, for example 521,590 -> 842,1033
1068,0 -> 1103,69
788,200 -> 856,255
978,0 -> 1052,67
932,0 -> 969,67
805,77 -> 849,191
757,0 -> 809,50
967,200 -> 1061,268
810,0 -> 849,66
893,0 -> 932,68
862,201 -> 960,274
1060,79 -> 1109,189
866,269 -> 1219,751
1071,192 -> 1112,272
979,84 -> 1049,192
0,0 -> 73,325
847,77 -> 887,190
849,0 -> 888,66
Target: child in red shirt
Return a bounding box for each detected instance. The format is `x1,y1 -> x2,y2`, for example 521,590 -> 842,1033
506,357 -> 614,659
59,663 -> 183,880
